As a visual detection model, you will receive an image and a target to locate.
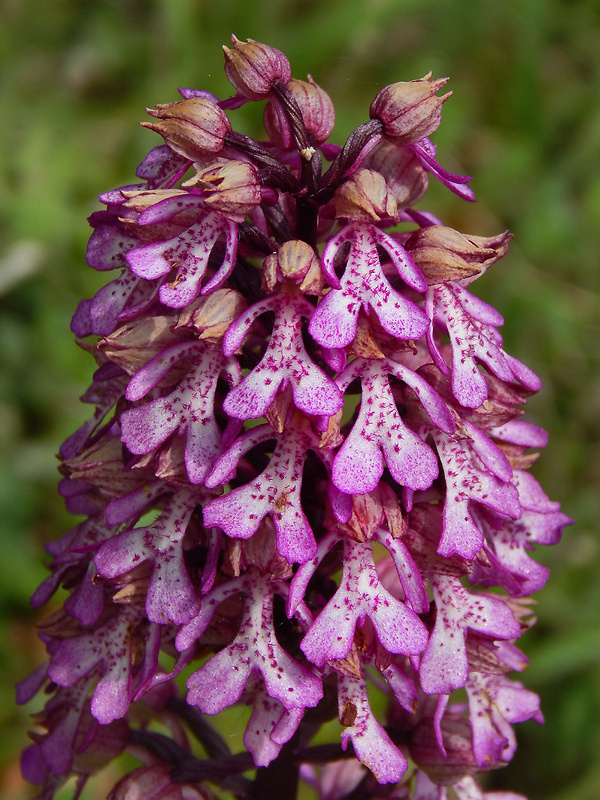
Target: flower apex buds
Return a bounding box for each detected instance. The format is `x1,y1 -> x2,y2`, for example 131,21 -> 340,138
223,35 -> 291,100
333,168 -> 398,223
141,97 -> 231,160
370,74 -> 451,146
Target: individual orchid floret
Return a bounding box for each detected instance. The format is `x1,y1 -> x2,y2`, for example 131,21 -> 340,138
71,267 -> 160,337
427,281 -> 541,408
47,604 -> 143,725
141,96 -> 231,160
419,575 -> 521,695
30,509 -> 119,626
222,286 -> 343,419
337,667 -> 407,783
431,422 -> 521,559
470,469 -> 572,596
297,534 -> 428,668
370,74 -> 451,146
18,672 -> 86,777
466,673 -> 543,768
120,340 -> 240,484
204,416 -> 319,564
178,571 -> 323,714
308,222 -> 429,348
94,491 -> 200,625
223,35 -> 291,100
331,355 -> 453,495
126,209 -> 238,308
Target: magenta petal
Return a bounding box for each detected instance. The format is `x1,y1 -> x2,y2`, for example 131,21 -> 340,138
310,222 -> 428,349
419,576 -> 520,694
300,538 -> 428,667
338,669 -> 408,784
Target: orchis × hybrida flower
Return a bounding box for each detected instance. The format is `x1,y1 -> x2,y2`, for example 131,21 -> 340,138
21,36 -> 572,800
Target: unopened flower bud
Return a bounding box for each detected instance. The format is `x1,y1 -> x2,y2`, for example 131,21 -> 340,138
223,35 -> 291,100
333,168 -> 398,222
264,76 -> 335,148
182,160 -> 261,222
262,239 -> 323,293
141,97 -> 231,160
409,715 -> 478,785
364,139 -> 428,209
370,74 -> 451,146
99,316 -> 181,375
174,288 -> 247,339
405,226 -> 512,285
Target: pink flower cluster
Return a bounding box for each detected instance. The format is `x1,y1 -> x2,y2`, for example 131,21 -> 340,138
20,36 -> 572,800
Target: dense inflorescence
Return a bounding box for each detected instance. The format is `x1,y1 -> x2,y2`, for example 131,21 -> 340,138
20,36 -> 572,800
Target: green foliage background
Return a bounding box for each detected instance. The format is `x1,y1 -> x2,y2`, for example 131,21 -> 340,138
1,0 -> 599,797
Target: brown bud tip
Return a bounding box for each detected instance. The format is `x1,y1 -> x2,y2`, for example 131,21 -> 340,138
223,35 -> 291,100
405,225 -> 512,285
182,160 -> 261,223
142,97 -> 231,160
370,75 -> 451,146
175,289 -> 247,340
333,168 -> 398,223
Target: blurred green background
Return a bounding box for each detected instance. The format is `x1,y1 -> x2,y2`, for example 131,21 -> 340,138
1,0 -> 599,797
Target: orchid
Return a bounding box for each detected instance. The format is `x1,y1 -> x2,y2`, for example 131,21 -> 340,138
20,36 -> 571,800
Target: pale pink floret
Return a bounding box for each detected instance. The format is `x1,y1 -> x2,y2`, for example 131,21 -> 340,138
94,492 -> 200,625
419,575 -> 521,695
47,605 -> 141,725
428,282 -> 541,408
127,210 -> 237,307
309,222 -> 429,349
332,356 -> 453,495
466,673 -> 543,767
471,469 -> 572,595
432,425 -> 521,560
298,535 -> 428,667
178,573 -> 323,714
204,420 -> 319,563
120,341 -> 240,484
223,290 -> 343,419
